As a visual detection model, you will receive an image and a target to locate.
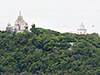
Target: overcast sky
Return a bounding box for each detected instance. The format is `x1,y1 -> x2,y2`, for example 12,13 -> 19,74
0,0 -> 100,33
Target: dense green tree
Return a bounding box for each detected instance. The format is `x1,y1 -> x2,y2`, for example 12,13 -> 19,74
0,28 -> 100,75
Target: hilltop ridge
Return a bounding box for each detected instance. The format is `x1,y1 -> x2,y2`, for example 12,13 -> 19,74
0,25 -> 100,75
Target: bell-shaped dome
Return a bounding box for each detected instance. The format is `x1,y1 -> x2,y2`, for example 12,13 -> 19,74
13,11 -> 28,32
79,23 -> 85,29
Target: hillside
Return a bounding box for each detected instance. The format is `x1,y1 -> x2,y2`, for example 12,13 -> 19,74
0,24 -> 100,75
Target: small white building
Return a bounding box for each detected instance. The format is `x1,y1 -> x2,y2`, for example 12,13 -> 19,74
77,23 -> 87,34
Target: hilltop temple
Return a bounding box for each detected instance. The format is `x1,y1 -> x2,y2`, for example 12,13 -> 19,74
6,11 -> 28,33
77,23 -> 87,34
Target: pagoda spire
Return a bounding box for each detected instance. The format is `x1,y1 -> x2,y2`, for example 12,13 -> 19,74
19,11 -> 21,16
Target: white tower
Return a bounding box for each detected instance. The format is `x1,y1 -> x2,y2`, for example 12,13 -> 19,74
77,23 -> 87,34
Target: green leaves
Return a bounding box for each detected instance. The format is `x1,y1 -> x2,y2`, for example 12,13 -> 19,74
0,28 -> 100,74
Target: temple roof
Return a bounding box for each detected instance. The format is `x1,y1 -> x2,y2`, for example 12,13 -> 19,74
14,11 -> 26,25
79,23 -> 85,28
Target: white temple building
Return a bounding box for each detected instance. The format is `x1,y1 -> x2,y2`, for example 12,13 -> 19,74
6,11 -> 28,33
77,23 -> 87,34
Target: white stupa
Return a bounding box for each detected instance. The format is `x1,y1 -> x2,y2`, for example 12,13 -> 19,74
14,11 -> 28,33
6,11 -> 28,33
77,23 -> 87,34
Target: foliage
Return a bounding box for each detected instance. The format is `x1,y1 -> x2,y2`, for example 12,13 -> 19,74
0,27 -> 100,75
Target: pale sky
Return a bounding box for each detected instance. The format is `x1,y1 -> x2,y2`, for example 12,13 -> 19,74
0,0 -> 100,33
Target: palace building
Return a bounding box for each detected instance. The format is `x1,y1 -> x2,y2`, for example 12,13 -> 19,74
6,11 -> 28,33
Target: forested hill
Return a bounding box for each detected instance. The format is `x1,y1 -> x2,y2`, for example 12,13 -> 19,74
0,25 -> 100,75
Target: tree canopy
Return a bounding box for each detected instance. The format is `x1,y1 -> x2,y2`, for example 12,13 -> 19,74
0,26 -> 100,75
